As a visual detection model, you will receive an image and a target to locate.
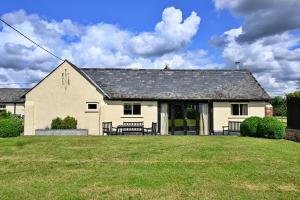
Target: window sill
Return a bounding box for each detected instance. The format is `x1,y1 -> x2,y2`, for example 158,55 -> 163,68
121,115 -> 143,118
229,116 -> 248,118
85,110 -> 99,113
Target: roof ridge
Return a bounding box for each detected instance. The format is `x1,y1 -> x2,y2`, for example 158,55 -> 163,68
0,88 -> 30,89
80,67 -> 249,72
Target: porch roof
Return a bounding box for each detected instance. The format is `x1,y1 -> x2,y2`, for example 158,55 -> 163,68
0,88 -> 29,103
80,68 -> 270,101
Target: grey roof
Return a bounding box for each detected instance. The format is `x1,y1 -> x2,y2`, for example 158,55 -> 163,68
0,88 -> 29,103
81,68 -> 270,100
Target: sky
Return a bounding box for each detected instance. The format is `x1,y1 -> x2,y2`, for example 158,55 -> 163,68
0,0 -> 300,96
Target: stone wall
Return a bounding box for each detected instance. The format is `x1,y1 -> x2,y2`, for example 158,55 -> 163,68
35,129 -> 88,136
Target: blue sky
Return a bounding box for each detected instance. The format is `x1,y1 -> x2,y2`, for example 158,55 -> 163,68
0,0 -> 300,96
0,0 -> 242,63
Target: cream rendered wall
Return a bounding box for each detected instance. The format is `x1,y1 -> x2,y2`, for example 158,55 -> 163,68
100,100 -> 158,135
24,61 -> 104,135
2,103 -> 25,116
24,60 -> 158,136
213,101 -> 266,132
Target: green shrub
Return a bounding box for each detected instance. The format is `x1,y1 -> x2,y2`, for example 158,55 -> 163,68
51,117 -> 63,129
0,118 -> 23,137
51,116 -> 77,129
62,116 -> 77,129
0,112 -> 13,120
257,117 -> 285,139
240,117 -> 262,137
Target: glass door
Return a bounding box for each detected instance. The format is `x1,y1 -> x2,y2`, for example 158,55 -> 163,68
185,103 -> 198,135
168,102 -> 199,135
173,104 -> 185,135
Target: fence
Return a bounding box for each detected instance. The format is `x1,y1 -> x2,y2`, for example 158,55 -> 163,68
287,98 -> 300,130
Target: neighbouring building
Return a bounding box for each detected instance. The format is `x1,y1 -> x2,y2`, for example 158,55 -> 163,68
0,88 -> 29,117
24,60 -> 271,136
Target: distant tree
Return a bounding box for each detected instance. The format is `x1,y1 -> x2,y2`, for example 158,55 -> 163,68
270,96 -> 287,116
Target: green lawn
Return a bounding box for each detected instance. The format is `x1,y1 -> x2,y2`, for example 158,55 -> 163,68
0,136 -> 299,200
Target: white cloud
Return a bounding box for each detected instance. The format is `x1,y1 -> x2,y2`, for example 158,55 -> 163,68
0,8 -> 213,88
129,7 -> 201,56
213,27 -> 300,95
212,0 -> 300,96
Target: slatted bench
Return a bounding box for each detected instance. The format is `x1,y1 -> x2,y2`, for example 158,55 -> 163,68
222,121 -> 242,135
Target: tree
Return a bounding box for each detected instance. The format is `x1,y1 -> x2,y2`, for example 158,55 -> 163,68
269,96 -> 287,116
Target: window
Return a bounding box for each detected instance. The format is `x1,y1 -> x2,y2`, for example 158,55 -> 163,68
231,104 -> 248,116
86,102 -> 98,112
0,104 -> 6,112
124,103 -> 141,115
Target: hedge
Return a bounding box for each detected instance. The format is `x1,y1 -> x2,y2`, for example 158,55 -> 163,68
0,117 -> 23,137
0,112 -> 13,120
257,117 -> 285,139
240,117 -> 262,137
51,116 -> 77,129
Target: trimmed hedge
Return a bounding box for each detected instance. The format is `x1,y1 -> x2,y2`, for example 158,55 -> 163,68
240,117 -> 262,137
0,117 -> 23,137
257,117 -> 284,139
51,116 -> 77,129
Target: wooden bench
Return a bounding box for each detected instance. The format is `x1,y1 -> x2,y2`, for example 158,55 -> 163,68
222,121 -> 242,135
117,122 -> 144,135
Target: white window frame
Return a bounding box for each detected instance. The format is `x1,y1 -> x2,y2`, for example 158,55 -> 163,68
231,103 -> 248,116
123,103 -> 141,115
86,102 -> 99,112
0,104 -> 6,112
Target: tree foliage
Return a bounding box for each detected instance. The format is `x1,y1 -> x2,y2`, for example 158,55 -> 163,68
269,96 -> 287,116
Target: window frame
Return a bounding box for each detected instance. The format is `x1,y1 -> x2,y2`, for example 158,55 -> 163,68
231,103 -> 248,116
0,104 -> 6,112
86,102 -> 99,112
123,103 -> 141,115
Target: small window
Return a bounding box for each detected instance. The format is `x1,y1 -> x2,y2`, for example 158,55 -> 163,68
86,103 -> 98,112
124,104 -> 132,115
0,104 -> 6,112
231,104 -> 248,116
124,103 -> 141,115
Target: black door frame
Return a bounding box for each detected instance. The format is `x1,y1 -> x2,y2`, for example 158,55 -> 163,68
158,100 -> 212,135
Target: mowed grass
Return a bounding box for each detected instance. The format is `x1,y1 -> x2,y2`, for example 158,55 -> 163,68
0,136 -> 299,200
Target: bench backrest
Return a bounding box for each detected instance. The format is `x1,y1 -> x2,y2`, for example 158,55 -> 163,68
102,122 -> 112,132
123,122 -> 144,126
228,121 -> 241,131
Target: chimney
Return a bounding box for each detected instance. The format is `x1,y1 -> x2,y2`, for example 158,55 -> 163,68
235,61 -> 240,70
164,64 -> 170,70
265,104 -> 273,117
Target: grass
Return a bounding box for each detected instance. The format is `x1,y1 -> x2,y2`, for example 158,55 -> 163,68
0,136 -> 299,200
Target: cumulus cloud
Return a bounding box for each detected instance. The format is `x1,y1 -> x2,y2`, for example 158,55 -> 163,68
0,8 -> 210,88
129,7 -> 201,56
211,0 -> 300,95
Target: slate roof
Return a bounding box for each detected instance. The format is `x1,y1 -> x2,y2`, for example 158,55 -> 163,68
0,88 -> 29,103
81,68 -> 270,100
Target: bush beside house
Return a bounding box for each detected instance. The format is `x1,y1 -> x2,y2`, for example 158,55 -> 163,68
240,117 -> 284,139
257,117 -> 284,139
0,112 -> 23,137
240,117 -> 262,137
51,116 -> 77,129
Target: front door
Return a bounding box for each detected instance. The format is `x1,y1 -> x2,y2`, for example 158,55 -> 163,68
168,102 -> 199,135
185,103 -> 198,135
